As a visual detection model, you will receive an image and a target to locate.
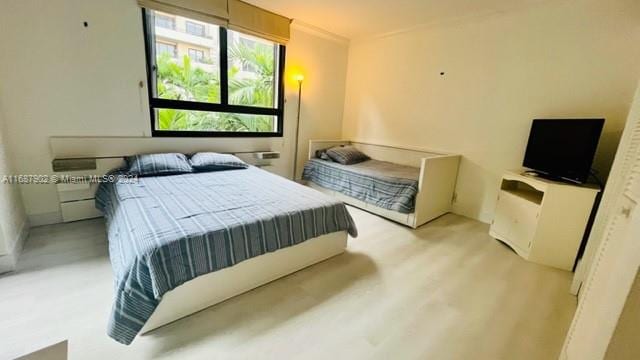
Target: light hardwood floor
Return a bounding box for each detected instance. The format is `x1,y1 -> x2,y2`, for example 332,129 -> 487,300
0,207 -> 576,360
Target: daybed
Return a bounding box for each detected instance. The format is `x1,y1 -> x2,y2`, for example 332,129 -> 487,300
303,140 -> 460,228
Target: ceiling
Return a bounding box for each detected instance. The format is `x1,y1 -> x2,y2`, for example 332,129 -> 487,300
246,0 -> 549,40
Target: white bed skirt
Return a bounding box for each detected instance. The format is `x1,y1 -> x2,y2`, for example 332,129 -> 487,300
140,231 -> 348,334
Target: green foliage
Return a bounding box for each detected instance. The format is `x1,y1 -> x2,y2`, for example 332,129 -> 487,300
156,41 -> 276,133
228,41 -> 274,107
157,54 -> 220,103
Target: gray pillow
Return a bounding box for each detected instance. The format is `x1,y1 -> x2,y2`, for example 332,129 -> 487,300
315,149 -> 333,161
326,145 -> 370,165
190,152 -> 248,171
126,153 -> 193,177
320,152 -> 333,161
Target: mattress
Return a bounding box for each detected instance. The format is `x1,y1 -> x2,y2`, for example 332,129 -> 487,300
96,166 -> 357,345
302,158 -> 420,213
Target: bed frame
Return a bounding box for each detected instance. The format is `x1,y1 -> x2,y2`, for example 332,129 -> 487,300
141,231 -> 347,334
307,140 -> 460,229
47,137 -> 350,338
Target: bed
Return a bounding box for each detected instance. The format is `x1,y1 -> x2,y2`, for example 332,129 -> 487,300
303,140 -> 460,228
95,165 -> 357,345
303,158 -> 420,214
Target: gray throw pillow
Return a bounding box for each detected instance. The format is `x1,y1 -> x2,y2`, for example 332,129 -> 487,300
126,153 -> 193,177
315,149 -> 333,161
326,145 -> 370,165
190,152 -> 249,171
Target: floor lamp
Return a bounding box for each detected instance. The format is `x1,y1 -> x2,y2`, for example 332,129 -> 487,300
292,74 -> 304,181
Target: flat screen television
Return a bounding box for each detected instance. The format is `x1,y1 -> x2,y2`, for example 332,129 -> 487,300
523,119 -> 604,184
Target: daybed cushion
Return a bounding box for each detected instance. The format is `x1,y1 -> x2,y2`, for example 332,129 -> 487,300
126,153 -> 192,177
326,145 -> 369,165
302,158 -> 420,213
190,152 -> 249,171
96,167 -> 357,345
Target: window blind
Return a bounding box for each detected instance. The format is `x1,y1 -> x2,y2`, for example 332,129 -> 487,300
228,0 -> 291,44
137,0 -> 291,44
137,0 -> 228,26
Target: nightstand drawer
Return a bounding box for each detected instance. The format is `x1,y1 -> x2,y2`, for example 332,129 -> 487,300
60,199 -> 102,222
57,183 -> 99,202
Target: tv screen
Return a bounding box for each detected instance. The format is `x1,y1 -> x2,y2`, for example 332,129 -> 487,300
523,119 -> 604,184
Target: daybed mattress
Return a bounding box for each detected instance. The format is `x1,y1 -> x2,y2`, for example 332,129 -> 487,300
302,158 -> 420,213
96,166 -> 357,345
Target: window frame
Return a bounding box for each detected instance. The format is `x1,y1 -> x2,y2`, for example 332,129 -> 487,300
142,9 -> 286,138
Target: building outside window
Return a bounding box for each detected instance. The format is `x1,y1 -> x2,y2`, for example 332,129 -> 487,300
185,21 -> 206,37
155,14 -> 175,30
188,48 -> 205,63
155,42 -> 177,58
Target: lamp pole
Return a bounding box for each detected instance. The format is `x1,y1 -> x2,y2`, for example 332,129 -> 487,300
292,76 -> 304,180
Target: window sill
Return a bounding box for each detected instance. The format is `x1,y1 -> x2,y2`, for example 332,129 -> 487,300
151,130 -> 283,138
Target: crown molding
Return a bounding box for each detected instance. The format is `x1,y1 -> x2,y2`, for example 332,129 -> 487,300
291,20 -> 350,46
352,0 -> 563,44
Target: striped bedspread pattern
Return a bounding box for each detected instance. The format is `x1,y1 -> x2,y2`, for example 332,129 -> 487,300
302,159 -> 419,213
96,167 -> 357,345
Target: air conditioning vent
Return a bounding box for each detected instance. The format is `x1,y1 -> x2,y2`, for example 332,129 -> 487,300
254,151 -> 280,160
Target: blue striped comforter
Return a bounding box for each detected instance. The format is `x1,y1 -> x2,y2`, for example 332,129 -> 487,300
96,167 -> 357,345
302,159 -> 419,213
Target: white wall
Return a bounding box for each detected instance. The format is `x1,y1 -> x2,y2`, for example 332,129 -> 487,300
287,23 -> 350,179
342,0 -> 640,222
0,102 -> 28,272
0,0 -> 349,224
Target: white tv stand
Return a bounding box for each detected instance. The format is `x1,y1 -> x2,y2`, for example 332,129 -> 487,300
489,170 -> 600,271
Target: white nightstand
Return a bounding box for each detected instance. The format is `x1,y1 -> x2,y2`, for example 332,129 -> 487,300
489,170 -> 600,271
56,182 -> 102,222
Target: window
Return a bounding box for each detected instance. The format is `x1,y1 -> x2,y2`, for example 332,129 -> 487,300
236,36 -> 259,73
143,9 -> 285,137
155,14 -> 175,30
188,48 -> 205,63
185,21 -> 206,37
155,42 -> 177,58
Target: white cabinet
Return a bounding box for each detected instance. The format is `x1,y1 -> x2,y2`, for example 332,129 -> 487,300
489,170 -> 600,271
56,182 -> 102,222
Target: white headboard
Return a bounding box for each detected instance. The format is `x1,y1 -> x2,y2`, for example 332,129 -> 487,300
49,136 -> 278,159
308,140 -> 457,168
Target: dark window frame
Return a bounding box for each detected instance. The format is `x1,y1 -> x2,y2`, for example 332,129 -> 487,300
142,9 -> 286,138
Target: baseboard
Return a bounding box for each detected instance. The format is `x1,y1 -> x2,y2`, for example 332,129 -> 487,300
0,219 -> 30,274
15,340 -> 68,360
28,211 -> 62,227
15,218 -> 29,256
0,254 -> 16,274
451,204 -> 493,224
